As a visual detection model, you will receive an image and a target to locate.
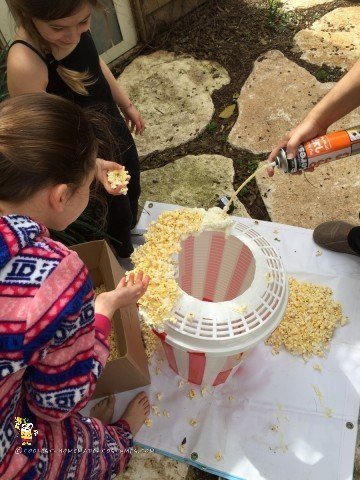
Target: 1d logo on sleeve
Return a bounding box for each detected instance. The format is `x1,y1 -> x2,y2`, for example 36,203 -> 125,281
14,417 -> 38,446
1,256 -> 58,287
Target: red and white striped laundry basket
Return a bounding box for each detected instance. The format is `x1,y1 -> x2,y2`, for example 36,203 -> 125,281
153,223 -> 288,387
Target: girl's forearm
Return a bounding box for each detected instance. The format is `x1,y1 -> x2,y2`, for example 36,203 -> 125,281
99,57 -> 131,108
306,58 -> 360,130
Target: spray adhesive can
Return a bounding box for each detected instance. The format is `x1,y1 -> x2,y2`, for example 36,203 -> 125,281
274,126 -> 360,173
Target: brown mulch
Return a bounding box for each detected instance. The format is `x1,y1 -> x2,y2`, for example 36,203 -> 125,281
114,0 -> 352,221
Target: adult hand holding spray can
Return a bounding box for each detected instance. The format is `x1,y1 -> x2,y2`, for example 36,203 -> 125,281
268,125 -> 360,174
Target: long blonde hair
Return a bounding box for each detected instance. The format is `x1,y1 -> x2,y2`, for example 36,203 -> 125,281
8,0 -> 106,96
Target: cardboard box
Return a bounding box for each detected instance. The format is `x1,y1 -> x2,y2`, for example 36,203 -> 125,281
70,240 -> 150,399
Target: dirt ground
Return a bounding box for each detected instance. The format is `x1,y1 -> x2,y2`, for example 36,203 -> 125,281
114,0 -> 354,221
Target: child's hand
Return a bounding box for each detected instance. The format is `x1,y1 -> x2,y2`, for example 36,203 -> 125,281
96,158 -> 127,195
95,271 -> 150,319
121,104 -> 145,135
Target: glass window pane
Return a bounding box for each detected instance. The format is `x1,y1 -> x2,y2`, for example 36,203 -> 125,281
91,0 -> 123,55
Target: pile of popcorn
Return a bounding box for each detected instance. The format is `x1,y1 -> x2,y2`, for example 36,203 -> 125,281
107,168 -> 131,195
131,207 -> 233,328
265,277 -> 347,358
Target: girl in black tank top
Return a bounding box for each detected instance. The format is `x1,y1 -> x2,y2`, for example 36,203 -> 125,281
7,2 -> 145,260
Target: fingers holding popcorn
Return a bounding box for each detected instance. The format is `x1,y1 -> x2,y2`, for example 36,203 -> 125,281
95,271 -> 150,317
107,168 -> 131,195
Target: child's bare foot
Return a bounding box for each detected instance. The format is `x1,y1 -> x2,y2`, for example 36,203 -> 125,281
120,391 -> 150,436
90,395 -> 115,424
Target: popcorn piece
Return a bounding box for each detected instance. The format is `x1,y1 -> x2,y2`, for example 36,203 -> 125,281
228,396 -> 234,402
265,278 -> 347,358
215,451 -> 223,461
315,250 -> 322,257
94,285 -> 106,296
163,410 -> 170,418
313,364 -> 323,373
151,406 -> 161,416
178,379 -> 187,388
107,168 -> 130,194
144,419 -> 153,427
313,385 -> 323,400
340,316 -> 348,326
265,272 -> 274,284
186,312 -> 195,322
178,444 -> 185,454
324,407 -> 334,418
156,392 -> 163,401
270,424 -> 279,432
273,229 -> 279,234
233,304 -> 248,314
155,367 -> 162,376
200,387 -> 208,397
190,419 -> 198,427
187,389 -> 197,400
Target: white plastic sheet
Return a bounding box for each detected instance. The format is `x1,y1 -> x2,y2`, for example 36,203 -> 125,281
83,202 -> 360,480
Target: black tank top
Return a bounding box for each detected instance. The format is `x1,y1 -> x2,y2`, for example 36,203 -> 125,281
8,31 -> 137,171
10,31 -> 119,116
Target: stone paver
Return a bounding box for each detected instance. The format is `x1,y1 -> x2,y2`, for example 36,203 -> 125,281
119,51 -> 229,157
116,451 -> 188,480
228,50 -> 360,154
294,7 -> 360,70
139,154 -> 249,217
256,156 -> 360,228
282,0 -> 334,10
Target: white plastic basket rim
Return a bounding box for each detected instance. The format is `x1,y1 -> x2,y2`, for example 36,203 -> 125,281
159,221 -> 289,353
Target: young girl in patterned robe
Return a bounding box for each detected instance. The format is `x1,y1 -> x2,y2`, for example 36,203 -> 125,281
0,93 -> 150,479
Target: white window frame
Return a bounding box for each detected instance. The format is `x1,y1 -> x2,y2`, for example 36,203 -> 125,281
100,0 -> 138,63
